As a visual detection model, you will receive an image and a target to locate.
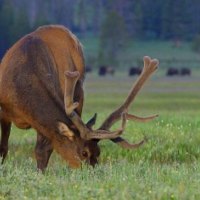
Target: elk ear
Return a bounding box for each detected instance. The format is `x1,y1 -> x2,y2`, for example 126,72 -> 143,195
57,122 -> 75,141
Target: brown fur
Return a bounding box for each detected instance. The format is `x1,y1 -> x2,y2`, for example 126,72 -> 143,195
0,25 -> 99,171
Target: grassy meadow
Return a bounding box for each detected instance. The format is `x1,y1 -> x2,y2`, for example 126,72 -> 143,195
0,40 -> 200,200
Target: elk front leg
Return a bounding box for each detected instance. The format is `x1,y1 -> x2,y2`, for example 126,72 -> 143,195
0,118 -> 11,164
35,132 -> 53,172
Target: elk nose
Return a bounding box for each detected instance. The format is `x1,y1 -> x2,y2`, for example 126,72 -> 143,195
87,157 -> 98,167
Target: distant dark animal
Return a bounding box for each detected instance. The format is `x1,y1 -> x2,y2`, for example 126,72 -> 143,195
98,66 -> 107,76
85,65 -> 92,73
166,67 -> 179,76
129,67 -> 142,76
0,25 -> 159,172
180,68 -> 191,76
98,66 -> 115,76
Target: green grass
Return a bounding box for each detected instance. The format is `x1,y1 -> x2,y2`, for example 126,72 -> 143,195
1,72 -> 200,199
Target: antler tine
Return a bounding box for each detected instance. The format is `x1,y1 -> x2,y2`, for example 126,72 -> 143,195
98,56 -> 159,149
64,71 -> 124,140
89,112 -> 126,139
111,136 -> 147,149
121,56 -> 159,112
64,71 -> 80,115
126,113 -> 159,122
99,56 -> 159,131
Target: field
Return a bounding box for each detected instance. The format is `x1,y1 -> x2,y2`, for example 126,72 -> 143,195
0,41 -> 200,200
81,38 -> 200,69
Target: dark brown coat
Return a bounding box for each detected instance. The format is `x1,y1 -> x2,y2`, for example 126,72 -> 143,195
0,25 -> 99,170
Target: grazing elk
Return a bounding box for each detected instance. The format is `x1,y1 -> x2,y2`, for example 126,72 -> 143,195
0,25 -> 159,171
98,66 -> 107,76
129,67 -> 142,76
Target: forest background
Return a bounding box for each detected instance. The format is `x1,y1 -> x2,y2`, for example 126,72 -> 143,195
1,0 -> 200,68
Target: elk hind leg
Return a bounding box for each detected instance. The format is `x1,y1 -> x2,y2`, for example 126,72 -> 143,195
0,118 -> 11,164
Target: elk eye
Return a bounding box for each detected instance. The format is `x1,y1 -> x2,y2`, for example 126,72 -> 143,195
82,151 -> 88,158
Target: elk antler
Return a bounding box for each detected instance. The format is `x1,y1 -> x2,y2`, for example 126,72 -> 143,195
64,71 -> 126,140
99,56 -> 159,149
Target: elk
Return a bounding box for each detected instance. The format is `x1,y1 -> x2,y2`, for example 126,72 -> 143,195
0,25 -> 159,171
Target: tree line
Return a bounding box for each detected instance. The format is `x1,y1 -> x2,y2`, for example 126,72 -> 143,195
0,0 -> 200,61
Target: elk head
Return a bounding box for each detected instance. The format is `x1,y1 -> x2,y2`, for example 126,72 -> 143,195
59,56 -> 159,168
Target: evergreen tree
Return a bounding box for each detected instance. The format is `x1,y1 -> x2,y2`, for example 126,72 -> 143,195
128,0 -> 143,38
91,0 -> 104,36
142,0 -> 162,39
11,9 -> 30,44
161,0 -> 191,41
0,0 -> 15,57
192,34 -> 200,54
98,11 -> 127,66
76,0 -> 88,37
